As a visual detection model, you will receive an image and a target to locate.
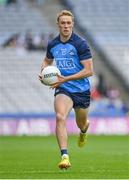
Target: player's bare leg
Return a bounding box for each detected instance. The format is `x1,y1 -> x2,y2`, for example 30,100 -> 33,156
54,94 -> 73,169
74,108 -> 90,147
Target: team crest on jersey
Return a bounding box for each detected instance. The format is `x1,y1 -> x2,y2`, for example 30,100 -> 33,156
61,48 -> 67,55
54,48 -> 75,57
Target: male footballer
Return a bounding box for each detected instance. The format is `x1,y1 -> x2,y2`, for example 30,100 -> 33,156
39,10 -> 93,169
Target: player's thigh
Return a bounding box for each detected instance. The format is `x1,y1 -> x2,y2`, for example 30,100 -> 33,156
54,94 -> 73,118
74,108 -> 89,122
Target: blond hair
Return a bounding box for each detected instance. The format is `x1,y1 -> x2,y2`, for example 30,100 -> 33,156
57,10 -> 74,22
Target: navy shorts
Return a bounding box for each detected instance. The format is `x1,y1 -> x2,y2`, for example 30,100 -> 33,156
54,87 -> 91,109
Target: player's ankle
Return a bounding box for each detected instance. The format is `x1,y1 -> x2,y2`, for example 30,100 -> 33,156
62,154 -> 69,159
80,128 -> 87,133
61,149 -> 68,157
80,121 -> 90,133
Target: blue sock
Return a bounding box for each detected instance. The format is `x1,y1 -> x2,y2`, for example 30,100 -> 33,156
61,149 -> 68,156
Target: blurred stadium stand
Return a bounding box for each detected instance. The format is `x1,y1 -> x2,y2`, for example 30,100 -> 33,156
0,0 -> 55,43
0,49 -> 55,114
0,0 -> 129,119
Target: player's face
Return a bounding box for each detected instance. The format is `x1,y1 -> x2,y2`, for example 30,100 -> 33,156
58,15 -> 74,38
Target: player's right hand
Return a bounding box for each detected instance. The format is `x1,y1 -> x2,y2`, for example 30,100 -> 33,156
38,74 -> 48,85
38,74 -> 42,81
38,74 -> 44,84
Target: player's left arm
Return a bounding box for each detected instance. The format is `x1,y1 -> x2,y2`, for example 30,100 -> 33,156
51,58 -> 93,88
66,58 -> 94,80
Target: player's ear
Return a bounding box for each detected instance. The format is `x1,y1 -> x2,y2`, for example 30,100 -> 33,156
56,19 -> 59,25
56,21 -> 60,28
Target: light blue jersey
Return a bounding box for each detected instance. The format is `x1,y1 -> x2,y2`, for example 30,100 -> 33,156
46,32 -> 92,93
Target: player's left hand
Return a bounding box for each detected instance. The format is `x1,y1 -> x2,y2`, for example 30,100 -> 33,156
50,75 -> 67,89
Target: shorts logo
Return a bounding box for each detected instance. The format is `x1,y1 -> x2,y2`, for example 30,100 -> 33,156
55,89 -> 59,93
56,58 -> 75,69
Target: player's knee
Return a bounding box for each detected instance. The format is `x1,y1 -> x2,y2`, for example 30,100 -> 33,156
56,113 -> 66,123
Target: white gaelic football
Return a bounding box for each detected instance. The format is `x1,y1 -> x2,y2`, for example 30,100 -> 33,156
41,66 -> 61,86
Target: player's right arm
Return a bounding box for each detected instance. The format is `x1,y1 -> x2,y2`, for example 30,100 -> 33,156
40,57 -> 54,73
39,57 -> 54,83
39,40 -> 54,83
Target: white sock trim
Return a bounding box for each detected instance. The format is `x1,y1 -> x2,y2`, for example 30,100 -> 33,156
62,154 -> 69,158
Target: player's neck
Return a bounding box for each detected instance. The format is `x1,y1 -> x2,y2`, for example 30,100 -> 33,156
60,32 -> 72,42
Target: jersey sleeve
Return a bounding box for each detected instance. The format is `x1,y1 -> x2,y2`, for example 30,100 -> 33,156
78,40 -> 92,61
46,42 -> 54,59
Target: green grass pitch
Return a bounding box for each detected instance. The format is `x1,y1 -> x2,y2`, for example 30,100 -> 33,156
0,135 -> 129,179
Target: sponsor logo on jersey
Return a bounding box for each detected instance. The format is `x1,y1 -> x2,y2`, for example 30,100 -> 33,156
56,58 -> 75,69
